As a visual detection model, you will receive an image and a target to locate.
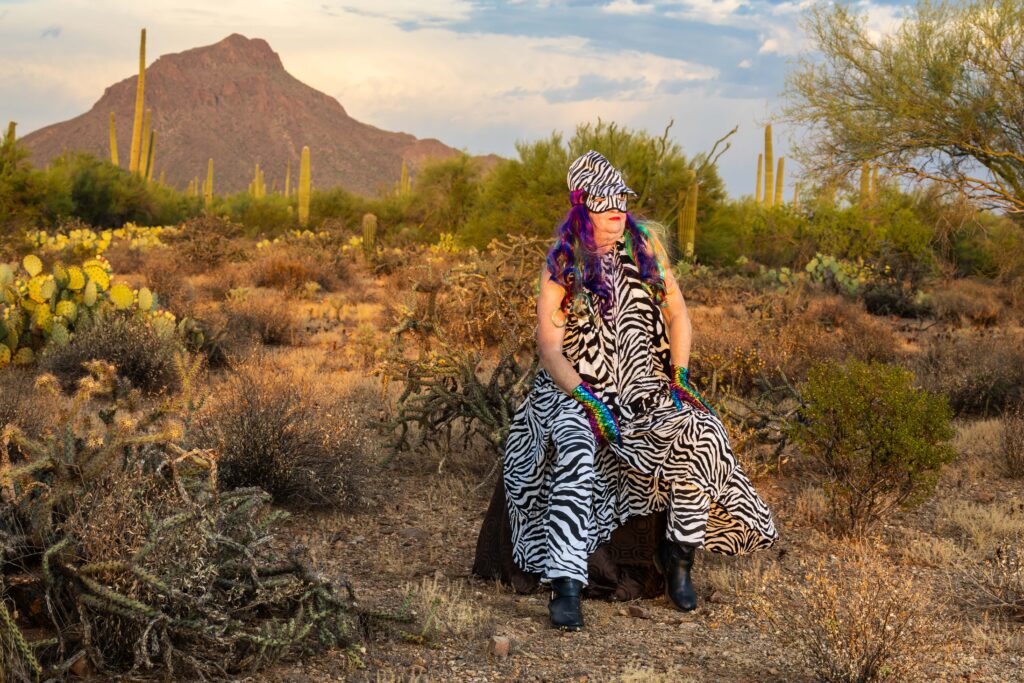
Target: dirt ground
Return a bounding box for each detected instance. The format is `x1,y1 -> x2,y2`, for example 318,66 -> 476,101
248,300 -> 1024,682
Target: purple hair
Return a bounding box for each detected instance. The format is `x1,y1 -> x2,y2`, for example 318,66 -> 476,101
545,193 -> 668,320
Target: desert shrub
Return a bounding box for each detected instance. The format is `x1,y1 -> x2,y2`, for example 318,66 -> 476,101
958,541 -> 1024,621
192,362 -> 367,508
788,359 -> 956,535
858,242 -> 934,317
752,544 -> 949,682
166,214 -> 249,271
222,289 -> 302,346
249,244 -> 349,293
914,329 -> 1024,417
40,308 -> 185,394
0,367 -> 54,460
1001,404 -> 1024,478
0,361 -> 383,679
927,277 -> 1006,327
140,249 -> 197,316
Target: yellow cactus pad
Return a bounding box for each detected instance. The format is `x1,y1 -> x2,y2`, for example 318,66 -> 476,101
56,300 -> 78,321
84,264 -> 110,291
23,254 -> 43,277
137,286 -> 154,311
109,283 -> 135,309
0,345 -> 9,367
13,347 -> 34,365
27,275 -> 54,303
67,266 -> 86,290
83,280 -> 98,307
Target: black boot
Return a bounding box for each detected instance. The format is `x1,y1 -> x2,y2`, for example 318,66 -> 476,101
654,540 -> 698,611
548,577 -> 584,631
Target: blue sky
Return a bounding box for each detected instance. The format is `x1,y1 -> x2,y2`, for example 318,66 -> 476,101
0,0 -> 911,197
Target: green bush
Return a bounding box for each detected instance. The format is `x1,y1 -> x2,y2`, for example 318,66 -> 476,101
788,358 -> 956,535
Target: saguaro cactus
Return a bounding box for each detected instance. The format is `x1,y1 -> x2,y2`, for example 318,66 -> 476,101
145,129 -> 156,181
138,108 -> 152,178
109,112 -> 119,167
399,159 -> 411,195
203,158 -> 214,210
859,161 -> 871,207
774,157 -> 785,207
284,159 -> 291,197
128,28 -> 146,174
679,169 -> 698,260
362,213 -> 378,260
755,153 -> 763,205
4,121 -> 14,143
763,123 -> 774,209
298,146 -> 311,227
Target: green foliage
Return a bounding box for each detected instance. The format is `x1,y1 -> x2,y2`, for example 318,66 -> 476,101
460,119 -> 724,248
788,359 -> 957,535
403,153 -> 482,241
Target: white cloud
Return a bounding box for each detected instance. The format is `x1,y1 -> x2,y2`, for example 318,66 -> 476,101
602,0 -> 655,15
663,0 -> 749,27
737,57 -> 751,67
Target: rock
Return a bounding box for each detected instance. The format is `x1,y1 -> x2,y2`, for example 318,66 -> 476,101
489,635 -> 511,658
708,590 -> 736,604
627,605 -> 649,619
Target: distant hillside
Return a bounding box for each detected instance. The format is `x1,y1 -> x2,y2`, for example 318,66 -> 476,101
20,33 -> 498,196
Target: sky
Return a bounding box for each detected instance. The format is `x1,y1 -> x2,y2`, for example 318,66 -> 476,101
0,0 -> 912,198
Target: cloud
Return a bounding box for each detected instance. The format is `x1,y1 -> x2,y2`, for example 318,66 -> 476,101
601,0 -> 654,15
40,24 -> 60,38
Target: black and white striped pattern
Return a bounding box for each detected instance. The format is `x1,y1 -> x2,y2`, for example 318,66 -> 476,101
503,240 -> 779,586
566,150 -> 637,213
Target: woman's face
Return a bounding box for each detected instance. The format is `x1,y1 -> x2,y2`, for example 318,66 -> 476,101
587,201 -> 627,243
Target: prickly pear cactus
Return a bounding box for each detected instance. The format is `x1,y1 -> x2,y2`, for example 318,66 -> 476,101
0,252 -> 176,367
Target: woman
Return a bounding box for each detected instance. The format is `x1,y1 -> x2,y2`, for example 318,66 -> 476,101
477,150 -> 779,631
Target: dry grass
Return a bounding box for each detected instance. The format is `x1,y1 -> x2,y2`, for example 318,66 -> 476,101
619,664 -> 698,682
939,499 -> 1024,554
401,575 -> 495,641
1001,404 -> 1024,478
928,278 -> 1006,327
895,530 -> 964,569
752,541 -> 952,682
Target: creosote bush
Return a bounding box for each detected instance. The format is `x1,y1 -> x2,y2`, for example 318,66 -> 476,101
193,361 -> 367,508
40,308 -> 185,394
222,289 -> 303,346
788,358 -> 956,535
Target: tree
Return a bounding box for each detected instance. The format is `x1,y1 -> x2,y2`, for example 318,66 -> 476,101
781,0 -> 1024,216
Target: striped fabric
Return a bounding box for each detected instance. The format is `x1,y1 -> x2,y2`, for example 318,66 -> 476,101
567,150 -> 637,213
503,239 -> 779,586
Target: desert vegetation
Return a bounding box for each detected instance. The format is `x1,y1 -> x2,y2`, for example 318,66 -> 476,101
2,0 -> 1024,679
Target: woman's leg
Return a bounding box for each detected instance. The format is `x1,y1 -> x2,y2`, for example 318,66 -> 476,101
543,410 -> 598,586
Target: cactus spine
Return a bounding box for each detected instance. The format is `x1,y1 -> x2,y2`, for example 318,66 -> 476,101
755,153 -> 763,205
298,146 -> 311,227
203,158 -> 214,210
109,112 -> 119,167
774,156 -> 785,207
128,28 -> 146,174
763,123 -> 774,208
362,213 -> 377,260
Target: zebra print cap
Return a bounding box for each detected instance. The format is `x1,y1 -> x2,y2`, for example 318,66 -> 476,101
567,150 -> 637,213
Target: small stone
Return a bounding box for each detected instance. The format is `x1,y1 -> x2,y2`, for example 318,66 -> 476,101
708,590 -> 735,604
617,608 -> 628,617
627,605 -> 649,619
976,491 -> 995,504
489,635 -> 511,658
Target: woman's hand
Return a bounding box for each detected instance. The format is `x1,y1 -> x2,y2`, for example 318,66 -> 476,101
669,366 -> 717,417
571,380 -> 622,447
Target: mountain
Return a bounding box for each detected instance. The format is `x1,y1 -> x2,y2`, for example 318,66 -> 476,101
20,33 -> 493,196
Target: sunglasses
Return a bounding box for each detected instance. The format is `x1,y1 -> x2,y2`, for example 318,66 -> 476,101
585,192 -> 630,213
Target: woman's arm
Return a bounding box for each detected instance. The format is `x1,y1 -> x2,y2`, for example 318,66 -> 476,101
659,260 -> 693,368
536,263 -> 584,395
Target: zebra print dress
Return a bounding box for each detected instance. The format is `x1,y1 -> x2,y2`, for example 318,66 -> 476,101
503,238 -> 779,580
